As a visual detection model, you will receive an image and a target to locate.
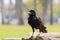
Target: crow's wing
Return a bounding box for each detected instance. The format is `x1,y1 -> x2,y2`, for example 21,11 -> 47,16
35,17 -> 44,26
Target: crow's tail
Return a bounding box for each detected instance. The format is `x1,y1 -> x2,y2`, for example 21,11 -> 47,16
40,26 -> 48,33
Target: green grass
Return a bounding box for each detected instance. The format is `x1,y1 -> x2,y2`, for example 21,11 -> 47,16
0,24 -> 32,40
46,24 -> 60,32
0,24 -> 60,40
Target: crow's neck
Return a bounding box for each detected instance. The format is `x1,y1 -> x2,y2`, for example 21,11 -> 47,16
29,16 -> 37,19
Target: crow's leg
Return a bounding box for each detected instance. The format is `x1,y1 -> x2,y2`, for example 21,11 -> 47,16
37,28 -> 41,36
29,27 -> 34,39
30,27 -> 34,38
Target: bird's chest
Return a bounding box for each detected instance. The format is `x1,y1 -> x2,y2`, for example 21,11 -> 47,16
28,19 -> 34,24
28,19 -> 40,27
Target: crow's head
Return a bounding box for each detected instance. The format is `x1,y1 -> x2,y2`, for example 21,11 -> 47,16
28,10 -> 36,17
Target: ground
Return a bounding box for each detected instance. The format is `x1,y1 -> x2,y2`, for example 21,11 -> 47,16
0,24 -> 60,40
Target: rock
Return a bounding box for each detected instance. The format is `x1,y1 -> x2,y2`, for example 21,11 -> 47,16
3,32 -> 60,40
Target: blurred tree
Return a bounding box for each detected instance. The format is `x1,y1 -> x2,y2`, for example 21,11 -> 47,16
7,0 -> 12,24
40,0 -> 49,23
59,0 -> 60,15
16,0 -> 24,25
50,0 -> 53,24
24,0 -> 43,14
34,0 -> 36,11
0,0 -> 5,24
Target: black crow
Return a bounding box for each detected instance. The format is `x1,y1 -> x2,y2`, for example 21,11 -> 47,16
28,10 -> 48,36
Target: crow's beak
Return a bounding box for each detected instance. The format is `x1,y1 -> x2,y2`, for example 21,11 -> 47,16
28,12 -> 31,15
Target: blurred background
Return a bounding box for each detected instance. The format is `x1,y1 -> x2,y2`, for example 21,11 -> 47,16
0,0 -> 60,40
0,0 -> 60,25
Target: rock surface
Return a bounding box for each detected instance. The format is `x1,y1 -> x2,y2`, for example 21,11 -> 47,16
3,32 -> 60,40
